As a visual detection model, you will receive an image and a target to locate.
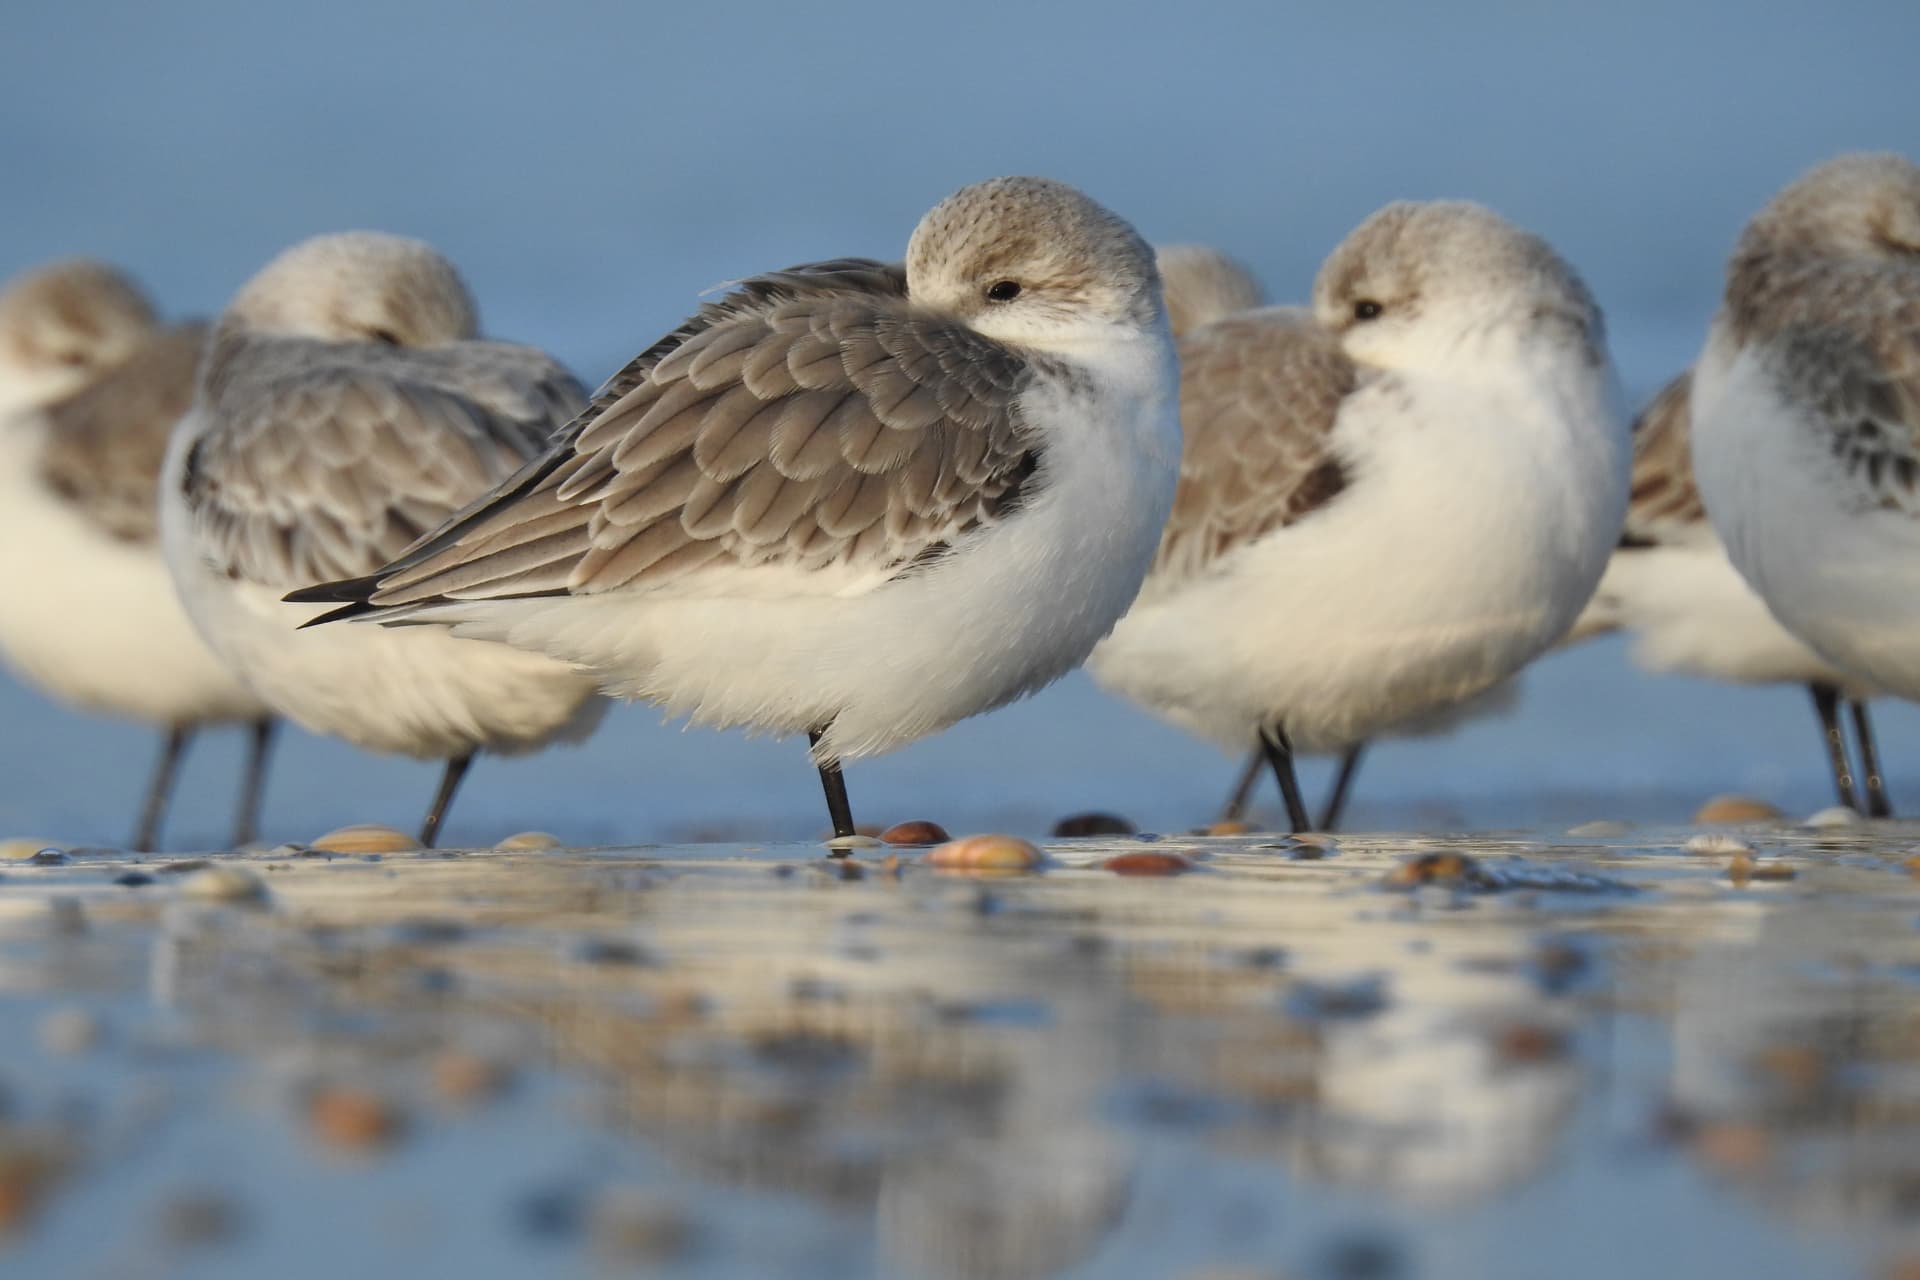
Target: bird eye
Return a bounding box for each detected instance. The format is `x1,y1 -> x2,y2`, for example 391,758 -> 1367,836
985,280 -> 1023,303
369,328 -> 402,346
1352,300 -> 1384,322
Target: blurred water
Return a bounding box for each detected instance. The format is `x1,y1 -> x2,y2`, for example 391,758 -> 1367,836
3,1 -> 1920,846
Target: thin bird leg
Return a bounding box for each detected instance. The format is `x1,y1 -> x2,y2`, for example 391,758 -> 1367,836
1317,742 -> 1368,832
1849,697 -> 1893,818
1808,682 -> 1859,812
419,751 -> 475,849
229,716 -> 279,849
809,728 -> 858,844
132,724 -> 193,852
1258,722 -> 1312,834
1219,748 -> 1264,822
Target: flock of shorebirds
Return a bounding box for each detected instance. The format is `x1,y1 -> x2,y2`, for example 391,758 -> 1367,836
0,155 -> 1914,851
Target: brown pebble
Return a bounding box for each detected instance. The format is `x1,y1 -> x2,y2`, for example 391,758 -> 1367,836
926,834 -> 1044,872
306,1087 -> 404,1155
1103,851 -> 1192,876
0,1143 -> 64,1236
1694,1120 -> 1772,1174
1204,820 -> 1254,836
1694,794 -> 1783,824
879,820 -> 950,846
431,1053 -> 513,1106
1052,812 -> 1136,838
310,824 -> 420,854
1382,852 -> 1493,890
1492,1022 -> 1568,1064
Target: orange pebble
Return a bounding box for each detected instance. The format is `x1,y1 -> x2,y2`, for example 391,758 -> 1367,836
1204,820 -> 1253,836
1103,851 -> 1192,876
926,834 -> 1043,871
1694,795 -> 1783,824
879,820 -> 951,846
306,1087 -> 404,1154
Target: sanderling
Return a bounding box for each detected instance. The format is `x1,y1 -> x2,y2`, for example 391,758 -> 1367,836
286,177 -> 1181,841
0,261 -> 276,851
1579,369 -> 1888,813
1090,202 -> 1628,832
160,233 -> 605,847
1692,154 -> 1920,794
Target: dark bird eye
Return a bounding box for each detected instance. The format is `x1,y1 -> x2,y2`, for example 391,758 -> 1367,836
985,280 -> 1022,303
370,328 -> 402,346
1352,300 -> 1383,322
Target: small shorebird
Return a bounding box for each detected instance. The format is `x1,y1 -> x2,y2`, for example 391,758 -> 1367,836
160,233 -> 604,847
288,177 -> 1182,841
1090,202 -> 1628,832
1579,370 -> 1887,814
1692,153 -> 1920,803
0,261 -> 276,850
1153,244 -> 1525,830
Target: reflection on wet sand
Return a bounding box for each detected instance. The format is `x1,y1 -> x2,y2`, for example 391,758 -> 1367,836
0,826 -> 1913,1276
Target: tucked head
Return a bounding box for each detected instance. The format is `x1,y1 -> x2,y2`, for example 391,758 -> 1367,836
1155,244 -> 1265,339
1312,201 -> 1602,365
1742,152 -> 1920,261
223,232 -> 478,347
904,176 -> 1162,343
0,259 -> 158,406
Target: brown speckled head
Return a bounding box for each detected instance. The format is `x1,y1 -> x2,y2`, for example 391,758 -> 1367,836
0,259 -> 158,397
1312,200 -> 1603,360
904,176 -> 1162,337
221,232 -> 479,347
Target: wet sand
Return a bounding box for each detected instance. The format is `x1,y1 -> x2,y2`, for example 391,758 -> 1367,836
0,822 -> 1914,1278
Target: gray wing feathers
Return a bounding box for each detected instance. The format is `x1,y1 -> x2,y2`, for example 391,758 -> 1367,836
1152,307 -> 1354,583
188,342 -> 585,587
364,268 -> 1032,608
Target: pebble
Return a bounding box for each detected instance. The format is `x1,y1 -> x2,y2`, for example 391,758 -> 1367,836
1685,832 -> 1753,855
1693,794 -> 1783,824
179,866 -> 269,906
1203,820 -> 1255,836
1566,820 -> 1630,837
37,1009 -> 102,1056
431,1052 -> 514,1106
1052,812 -> 1136,838
305,1087 -> 404,1155
1380,852 -> 1494,891
1803,805 -> 1862,829
311,824 -> 420,854
494,831 -> 563,851
1693,1119 -> 1771,1174
114,871 -> 154,888
824,833 -> 883,851
879,820 -> 950,846
0,1141 -> 66,1234
1103,851 -> 1192,876
1727,851 -> 1796,885
926,834 -> 1045,872
1491,1022 -> 1568,1064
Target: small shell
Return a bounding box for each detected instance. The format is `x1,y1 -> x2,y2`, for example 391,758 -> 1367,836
1685,833 -> 1753,855
1802,805 -> 1862,829
926,834 -> 1044,872
179,866 -> 269,905
1694,795 -> 1783,824
311,824 -> 420,854
879,820 -> 950,846
1103,851 -> 1192,876
306,1087 -> 404,1154
494,831 -> 563,851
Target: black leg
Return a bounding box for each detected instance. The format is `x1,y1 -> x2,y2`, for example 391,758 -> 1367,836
1219,748 -> 1264,822
1317,742 -> 1368,833
809,729 -> 857,843
1808,682 -> 1859,811
1849,697 -> 1893,818
229,717 -> 278,849
1258,723 -> 1312,834
132,724 -> 193,852
419,752 -> 475,849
